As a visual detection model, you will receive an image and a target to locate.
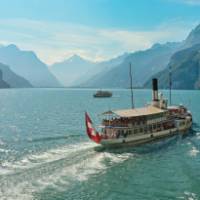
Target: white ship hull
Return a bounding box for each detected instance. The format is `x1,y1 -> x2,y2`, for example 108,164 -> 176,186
100,121 -> 192,147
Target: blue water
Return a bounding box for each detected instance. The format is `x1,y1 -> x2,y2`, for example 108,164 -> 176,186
0,88 -> 200,200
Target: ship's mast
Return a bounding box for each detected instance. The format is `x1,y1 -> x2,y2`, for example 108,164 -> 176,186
169,65 -> 172,106
129,63 -> 134,109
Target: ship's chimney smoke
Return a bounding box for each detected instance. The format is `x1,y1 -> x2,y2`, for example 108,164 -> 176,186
152,78 -> 158,101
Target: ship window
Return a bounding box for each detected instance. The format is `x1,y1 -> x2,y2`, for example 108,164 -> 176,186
134,129 -> 138,134
181,122 -> 185,126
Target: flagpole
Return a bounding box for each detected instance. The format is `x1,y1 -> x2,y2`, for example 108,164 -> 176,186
129,63 -> 134,109
169,65 -> 172,106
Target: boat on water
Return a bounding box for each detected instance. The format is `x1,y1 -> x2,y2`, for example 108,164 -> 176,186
93,90 -> 112,98
85,78 -> 192,148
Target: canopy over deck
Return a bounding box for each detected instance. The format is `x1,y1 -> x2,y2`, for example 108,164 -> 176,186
102,106 -> 167,118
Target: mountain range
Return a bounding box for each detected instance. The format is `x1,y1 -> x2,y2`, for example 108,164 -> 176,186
50,55 -> 95,86
78,42 -> 180,88
50,53 -> 128,87
0,69 -> 10,88
0,23 -> 200,89
0,45 -> 61,88
77,23 -> 200,89
0,62 -> 32,88
144,24 -> 200,89
182,24 -> 200,48
75,53 -> 129,87
144,44 -> 200,89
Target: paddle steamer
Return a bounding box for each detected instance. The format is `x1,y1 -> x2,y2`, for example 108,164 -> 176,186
85,78 -> 192,147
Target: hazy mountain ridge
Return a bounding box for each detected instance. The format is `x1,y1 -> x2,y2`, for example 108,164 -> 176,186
75,53 -> 129,87
78,42 -> 180,88
0,62 -> 32,88
182,24 -> 200,48
0,44 -> 61,87
144,23 -> 200,89
1,23 -> 200,89
50,53 -> 129,87
0,69 -> 10,88
144,44 -> 200,89
50,55 -> 96,86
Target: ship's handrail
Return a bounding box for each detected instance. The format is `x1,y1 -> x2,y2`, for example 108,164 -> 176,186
99,118 -> 175,129
100,123 -> 177,140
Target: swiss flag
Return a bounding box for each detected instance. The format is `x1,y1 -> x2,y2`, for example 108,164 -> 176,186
85,112 -> 101,144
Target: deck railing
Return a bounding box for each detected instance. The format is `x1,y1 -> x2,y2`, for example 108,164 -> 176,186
100,120 -> 176,139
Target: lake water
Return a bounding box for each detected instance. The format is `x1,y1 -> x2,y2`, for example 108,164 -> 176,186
0,88 -> 200,200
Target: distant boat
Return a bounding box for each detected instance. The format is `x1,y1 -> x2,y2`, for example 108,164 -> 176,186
93,90 -> 112,98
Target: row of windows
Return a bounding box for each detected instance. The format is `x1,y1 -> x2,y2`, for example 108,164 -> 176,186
102,120 -> 175,139
147,117 -> 166,125
117,124 -> 162,136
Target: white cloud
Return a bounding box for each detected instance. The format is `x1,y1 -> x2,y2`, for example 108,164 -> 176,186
0,18 -> 196,64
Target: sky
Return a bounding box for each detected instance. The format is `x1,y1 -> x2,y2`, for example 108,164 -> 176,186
0,0 -> 200,64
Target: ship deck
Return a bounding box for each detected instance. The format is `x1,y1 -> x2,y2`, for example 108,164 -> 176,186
102,106 -> 167,118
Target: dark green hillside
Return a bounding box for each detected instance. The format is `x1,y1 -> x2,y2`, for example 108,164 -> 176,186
144,44 -> 200,89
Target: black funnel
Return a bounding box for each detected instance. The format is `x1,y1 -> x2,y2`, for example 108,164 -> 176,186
152,78 -> 158,91
152,78 -> 158,101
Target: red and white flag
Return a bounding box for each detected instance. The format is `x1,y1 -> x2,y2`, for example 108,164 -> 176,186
85,112 -> 101,144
